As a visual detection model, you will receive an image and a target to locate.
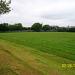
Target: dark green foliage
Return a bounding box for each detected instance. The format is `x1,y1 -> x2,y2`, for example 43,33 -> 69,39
42,25 -> 51,31
8,23 -> 23,31
50,26 -> 59,31
31,23 -> 42,32
58,27 -> 67,32
0,23 -> 9,32
68,27 -> 75,32
0,23 -> 75,32
0,0 -> 11,15
0,23 -> 23,32
14,23 -> 23,30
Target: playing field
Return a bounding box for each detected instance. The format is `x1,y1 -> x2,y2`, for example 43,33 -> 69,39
0,32 -> 75,75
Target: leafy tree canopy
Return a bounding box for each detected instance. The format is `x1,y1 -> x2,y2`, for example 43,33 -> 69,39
0,0 -> 11,15
31,23 -> 42,32
42,25 -> 51,31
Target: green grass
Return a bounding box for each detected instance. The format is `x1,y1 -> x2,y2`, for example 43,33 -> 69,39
0,32 -> 75,75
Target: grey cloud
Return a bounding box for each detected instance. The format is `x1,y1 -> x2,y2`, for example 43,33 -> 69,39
41,10 -> 75,20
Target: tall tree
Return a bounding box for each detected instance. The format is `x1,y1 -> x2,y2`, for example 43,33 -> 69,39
0,0 -> 11,15
0,23 -> 9,31
31,23 -> 42,32
14,23 -> 23,30
42,25 -> 51,31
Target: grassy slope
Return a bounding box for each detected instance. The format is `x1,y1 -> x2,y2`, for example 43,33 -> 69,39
0,32 -> 75,75
0,40 -> 43,75
0,32 -> 75,60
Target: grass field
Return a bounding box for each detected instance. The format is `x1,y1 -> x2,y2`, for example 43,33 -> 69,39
0,32 -> 75,75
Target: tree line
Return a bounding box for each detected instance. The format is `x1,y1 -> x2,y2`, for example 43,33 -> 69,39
0,1 -> 75,32
0,23 -> 75,32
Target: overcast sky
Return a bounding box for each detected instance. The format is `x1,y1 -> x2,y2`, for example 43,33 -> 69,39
0,0 -> 75,27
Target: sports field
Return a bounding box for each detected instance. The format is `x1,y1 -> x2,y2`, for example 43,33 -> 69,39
0,32 -> 75,75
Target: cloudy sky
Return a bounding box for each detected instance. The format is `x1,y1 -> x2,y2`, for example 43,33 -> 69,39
0,0 -> 75,27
